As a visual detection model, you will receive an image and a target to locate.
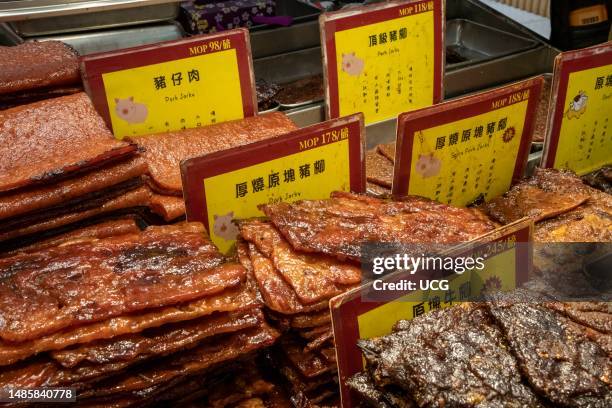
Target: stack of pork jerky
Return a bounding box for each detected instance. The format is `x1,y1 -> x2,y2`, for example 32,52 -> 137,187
0,41 -> 82,110
365,143 -> 395,196
0,92 -> 153,254
238,191 -> 499,406
349,288 -> 611,407
132,112 -> 298,222
0,223 -> 279,407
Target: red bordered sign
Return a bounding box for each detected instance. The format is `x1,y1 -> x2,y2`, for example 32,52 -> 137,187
180,114 -> 365,253
393,76 -> 543,206
542,42 -> 612,175
330,218 -> 533,407
320,0 -> 444,125
80,29 -> 256,139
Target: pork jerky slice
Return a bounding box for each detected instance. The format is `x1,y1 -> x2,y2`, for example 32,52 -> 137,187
361,303 -> 545,408
263,191 -> 497,260
0,92 -> 135,193
0,186 -> 152,244
534,204 -> 612,242
51,308 -> 264,368
0,41 -> 80,95
0,156 -> 147,221
244,242 -> 328,314
148,193 -> 186,221
0,85 -> 83,111
0,310 -> 263,392
77,323 -> 279,400
280,336 -> 334,379
0,223 -> 244,343
485,184 -> 589,224
487,290 -> 612,408
132,112 -> 297,194
0,278 -> 258,366
241,220 -> 360,304
366,150 -> 394,188
377,143 -> 396,164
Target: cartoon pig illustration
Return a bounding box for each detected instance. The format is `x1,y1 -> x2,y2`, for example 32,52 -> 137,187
415,153 -> 441,178
565,91 -> 588,120
213,211 -> 239,241
341,52 -> 365,76
115,97 -> 148,124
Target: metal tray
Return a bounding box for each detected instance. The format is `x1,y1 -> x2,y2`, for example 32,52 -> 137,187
251,0 -> 321,31
30,22 -> 184,55
6,1 -> 180,37
446,19 -> 538,69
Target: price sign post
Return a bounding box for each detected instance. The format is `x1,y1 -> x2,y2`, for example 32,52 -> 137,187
542,42 -> 612,175
330,220 -> 533,407
181,114 -> 365,254
320,0 -> 444,125
393,76 -> 543,206
81,29 -> 256,139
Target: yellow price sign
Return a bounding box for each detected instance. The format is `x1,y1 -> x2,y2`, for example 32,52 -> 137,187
543,42 -> 612,175
320,0 -> 444,125
181,115 -> 365,254
393,77 -> 543,206
80,29 -> 256,139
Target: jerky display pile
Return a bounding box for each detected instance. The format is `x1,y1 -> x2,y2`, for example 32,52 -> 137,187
349,289 -> 611,408
0,223 -> 279,407
0,41 -> 82,110
130,111 -> 297,222
238,191 -> 498,406
484,168 -> 612,242
0,92 -> 150,253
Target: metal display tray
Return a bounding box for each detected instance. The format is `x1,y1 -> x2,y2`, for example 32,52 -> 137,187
29,22 -> 185,55
4,1 -> 180,37
446,19 -> 538,69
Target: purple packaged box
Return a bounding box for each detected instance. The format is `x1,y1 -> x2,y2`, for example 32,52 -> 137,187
181,0 -> 278,34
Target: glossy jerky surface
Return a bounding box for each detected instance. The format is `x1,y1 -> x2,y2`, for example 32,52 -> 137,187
487,291 -> 612,408
0,185 -> 151,243
0,279 -> 258,366
366,150 -> 394,188
361,303 -> 545,408
0,156 -> 147,221
0,41 -> 80,95
0,93 -> 135,193
149,193 -> 186,221
132,112 -> 297,193
0,223 -> 244,342
241,220 -> 360,304
263,192 -> 497,260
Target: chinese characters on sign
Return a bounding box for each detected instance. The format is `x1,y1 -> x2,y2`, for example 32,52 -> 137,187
321,0 -> 443,125
80,30 -> 255,139
234,160 -> 326,198
393,78 -> 542,206
543,43 -> 612,175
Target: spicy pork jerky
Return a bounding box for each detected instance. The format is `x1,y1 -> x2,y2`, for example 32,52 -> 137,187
366,150 -> 394,189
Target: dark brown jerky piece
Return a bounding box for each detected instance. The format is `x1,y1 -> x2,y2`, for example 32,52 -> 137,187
347,372 -> 416,408
280,336 -> 333,379
360,303 -> 545,408
0,223 -> 244,342
263,191 -> 497,260
487,290 -> 611,407
0,93 -> 135,193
